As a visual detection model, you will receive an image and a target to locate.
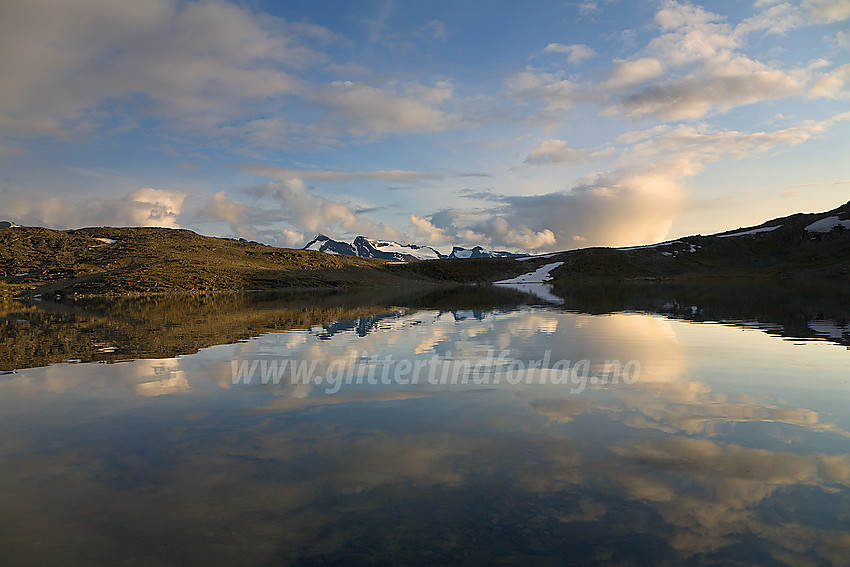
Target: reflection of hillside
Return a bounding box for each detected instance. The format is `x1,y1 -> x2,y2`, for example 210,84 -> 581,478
2,294 -> 850,565
1,285 -> 537,370
551,279 -> 850,346
0,292 -> 396,370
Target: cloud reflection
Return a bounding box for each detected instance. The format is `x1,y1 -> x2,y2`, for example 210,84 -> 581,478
1,306 -> 849,565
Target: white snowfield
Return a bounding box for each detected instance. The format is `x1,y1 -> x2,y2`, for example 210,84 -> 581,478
516,252 -> 560,261
616,240 -> 683,251
495,281 -> 564,304
453,249 -> 474,258
717,225 -> 781,238
808,320 -> 848,340
494,262 -> 564,284
805,216 -> 850,233
89,237 -> 117,249
371,240 -> 441,260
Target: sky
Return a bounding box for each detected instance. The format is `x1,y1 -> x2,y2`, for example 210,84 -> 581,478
1,0 -> 849,253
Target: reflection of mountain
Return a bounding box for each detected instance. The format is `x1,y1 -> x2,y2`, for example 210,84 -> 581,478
3,289 -> 850,565
552,280 -> 850,347
0,285 -> 537,370
314,312 -> 406,340
5,279 -> 849,372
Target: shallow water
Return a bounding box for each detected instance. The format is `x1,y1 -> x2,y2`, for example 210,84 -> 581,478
1,284 -> 849,566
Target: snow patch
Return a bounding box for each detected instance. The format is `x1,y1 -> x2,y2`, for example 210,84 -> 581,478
494,262 -> 564,284
804,216 -> 850,233
516,252 -> 560,261
808,320 -> 848,340
371,241 -> 441,260
616,240 -> 683,251
717,225 -> 781,238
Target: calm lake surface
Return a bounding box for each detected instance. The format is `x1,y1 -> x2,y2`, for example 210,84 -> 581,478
2,284 -> 849,566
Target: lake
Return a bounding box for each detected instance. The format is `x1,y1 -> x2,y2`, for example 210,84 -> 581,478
1,283 -> 849,566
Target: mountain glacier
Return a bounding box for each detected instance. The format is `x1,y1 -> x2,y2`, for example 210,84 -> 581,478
302,235 -> 522,261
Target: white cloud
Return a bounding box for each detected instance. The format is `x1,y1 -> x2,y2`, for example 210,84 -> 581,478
505,70 -> 576,121
543,43 -> 596,64
615,125 -> 671,144
249,180 -> 402,241
410,215 -> 453,244
471,217 -> 557,250
616,64 -> 804,120
578,2 -> 600,16
488,170 -> 684,250
804,0 -> 850,23
735,2 -> 802,36
0,0 -> 328,138
655,1 -> 720,30
278,228 -> 307,247
197,191 -> 253,238
524,139 -> 584,165
455,113 -> 850,251
600,1 -> 808,120
314,80 -> 456,137
425,20 -> 448,41
6,188 -> 186,229
240,163 -> 441,183
811,63 -> 850,98
606,58 -> 665,87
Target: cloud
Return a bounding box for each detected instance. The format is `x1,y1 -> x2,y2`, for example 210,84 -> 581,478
277,227 -> 307,247
0,0 -> 329,138
524,139 -> 584,165
578,2 -> 600,16
804,0 -> 850,23
811,63 -> 850,98
542,43 -> 596,64
462,113 -> 850,251
410,215 -> 453,244
491,170 -> 683,250
735,2 -> 802,36
197,191 -> 253,238
470,217 -> 556,250
606,58 -> 664,87
654,1 -> 719,30
314,80 -> 457,137
598,1 -> 808,120
248,180 -> 401,240
240,163 -> 441,183
425,20 -> 448,41
6,188 -> 186,229
505,70 -> 576,120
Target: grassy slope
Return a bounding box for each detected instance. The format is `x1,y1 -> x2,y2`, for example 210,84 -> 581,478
2,200 -> 848,298
551,200 -> 850,283
0,227 -> 442,297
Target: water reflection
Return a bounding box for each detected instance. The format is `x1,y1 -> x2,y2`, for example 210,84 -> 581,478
1,284 -> 849,565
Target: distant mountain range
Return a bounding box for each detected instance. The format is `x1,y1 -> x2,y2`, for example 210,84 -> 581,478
2,200 -> 848,299
302,234 -> 523,261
